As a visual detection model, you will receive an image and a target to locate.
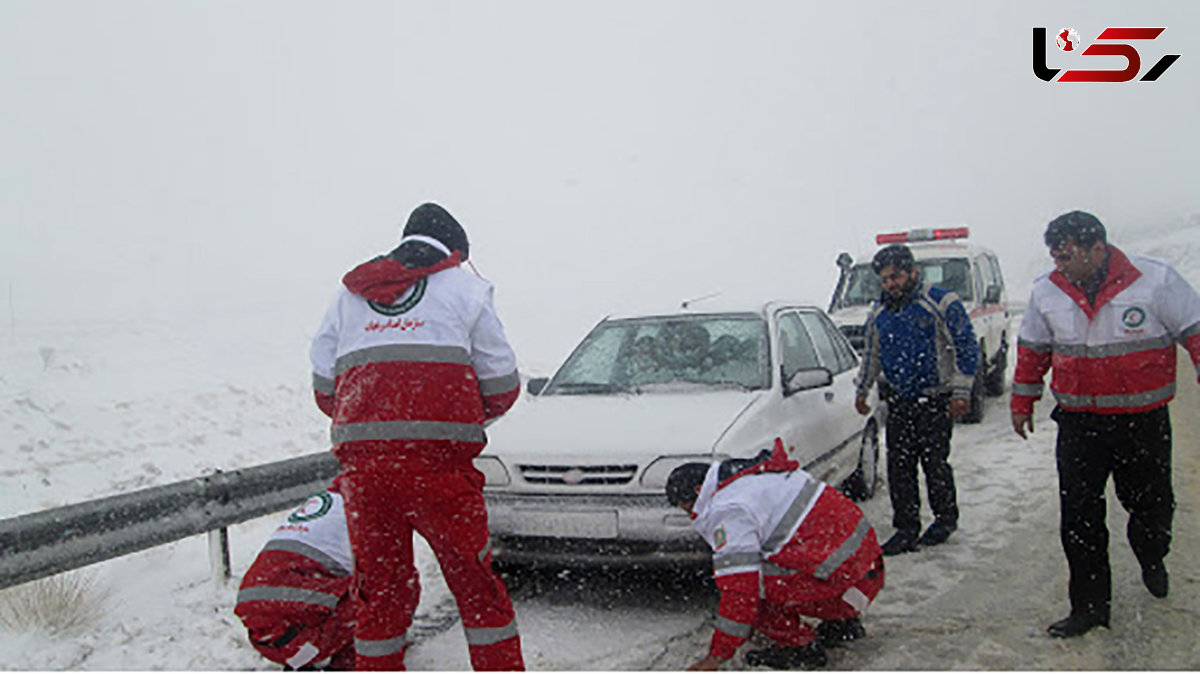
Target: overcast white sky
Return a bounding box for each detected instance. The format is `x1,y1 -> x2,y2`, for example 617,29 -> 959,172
2,1 -> 1198,367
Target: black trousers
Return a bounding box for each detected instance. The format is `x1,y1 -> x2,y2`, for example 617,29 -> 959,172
1052,405 -> 1174,618
885,394 -> 958,533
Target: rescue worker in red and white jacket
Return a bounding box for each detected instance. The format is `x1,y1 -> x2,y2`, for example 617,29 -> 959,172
1011,210 -> 1200,639
235,484 -> 360,670
666,439 -> 885,670
310,203 -> 523,670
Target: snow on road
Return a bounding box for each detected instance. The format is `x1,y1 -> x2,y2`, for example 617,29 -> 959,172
1,219 -> 1198,669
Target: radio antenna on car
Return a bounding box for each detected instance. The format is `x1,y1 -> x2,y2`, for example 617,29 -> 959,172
681,292 -> 722,309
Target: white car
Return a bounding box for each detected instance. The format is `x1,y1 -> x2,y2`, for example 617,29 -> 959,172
828,227 -> 1011,422
474,301 -> 882,566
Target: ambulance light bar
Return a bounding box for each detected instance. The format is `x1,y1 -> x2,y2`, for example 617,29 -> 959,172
876,227 -> 970,245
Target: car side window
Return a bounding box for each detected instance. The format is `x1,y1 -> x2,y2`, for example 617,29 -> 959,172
797,311 -> 846,374
815,311 -> 858,372
777,313 -> 821,382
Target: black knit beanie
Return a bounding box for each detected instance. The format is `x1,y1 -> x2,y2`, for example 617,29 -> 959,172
665,463 -> 711,508
402,202 -> 469,261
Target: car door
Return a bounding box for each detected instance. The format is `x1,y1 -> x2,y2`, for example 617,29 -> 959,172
796,310 -> 864,480
767,310 -> 844,484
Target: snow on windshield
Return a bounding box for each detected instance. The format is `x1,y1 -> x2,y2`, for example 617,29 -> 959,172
545,315 -> 769,392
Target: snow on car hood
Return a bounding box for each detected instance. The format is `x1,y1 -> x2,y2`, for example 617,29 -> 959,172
483,388 -> 762,464
829,304 -> 872,328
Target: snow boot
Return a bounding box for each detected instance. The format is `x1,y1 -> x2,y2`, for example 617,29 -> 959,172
881,529 -> 920,556
1046,612 -> 1109,638
744,642 -> 827,669
918,521 -> 956,547
816,617 -> 866,648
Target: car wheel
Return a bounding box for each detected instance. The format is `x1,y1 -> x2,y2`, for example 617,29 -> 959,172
984,341 -> 1007,397
842,421 -> 879,501
961,358 -> 986,424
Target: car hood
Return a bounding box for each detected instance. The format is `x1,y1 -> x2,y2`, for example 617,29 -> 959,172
483,388 -> 763,463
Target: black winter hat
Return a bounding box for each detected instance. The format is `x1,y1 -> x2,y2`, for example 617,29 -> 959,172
402,202 -> 469,261
665,463 -> 711,508
1045,210 -> 1107,250
872,243 -> 915,274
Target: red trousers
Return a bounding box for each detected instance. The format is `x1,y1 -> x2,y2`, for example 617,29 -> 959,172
339,466 -> 523,671
757,554 -> 886,647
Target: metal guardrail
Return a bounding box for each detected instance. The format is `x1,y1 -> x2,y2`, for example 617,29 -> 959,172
0,452 -> 340,590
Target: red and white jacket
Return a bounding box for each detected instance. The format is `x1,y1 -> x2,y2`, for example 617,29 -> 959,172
690,441 -> 881,660
1012,246 -> 1200,416
310,251 -> 520,472
235,488 -> 356,670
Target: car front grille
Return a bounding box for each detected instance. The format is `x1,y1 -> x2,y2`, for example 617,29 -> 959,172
518,464 -> 638,486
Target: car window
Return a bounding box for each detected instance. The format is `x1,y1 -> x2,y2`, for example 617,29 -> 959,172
840,264 -> 881,307
777,313 -> 821,382
919,257 -> 973,301
810,311 -> 858,372
545,314 -> 770,394
796,311 -> 846,374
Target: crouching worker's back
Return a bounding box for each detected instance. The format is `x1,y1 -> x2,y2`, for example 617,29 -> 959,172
668,438 -> 885,670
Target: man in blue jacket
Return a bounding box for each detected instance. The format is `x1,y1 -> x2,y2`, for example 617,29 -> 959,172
854,244 -> 977,555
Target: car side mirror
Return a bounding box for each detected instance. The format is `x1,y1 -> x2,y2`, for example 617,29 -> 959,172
784,368 -> 833,395
985,285 -> 1002,304
527,377 -> 549,396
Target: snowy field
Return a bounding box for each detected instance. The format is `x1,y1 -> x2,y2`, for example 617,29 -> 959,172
2,216 -> 1199,670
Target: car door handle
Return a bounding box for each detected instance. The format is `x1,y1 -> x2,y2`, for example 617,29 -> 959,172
824,391 -> 835,403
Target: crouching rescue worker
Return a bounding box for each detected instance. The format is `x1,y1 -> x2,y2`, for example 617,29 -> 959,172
310,202 -> 524,670
668,439 -> 885,670
235,485 -> 360,670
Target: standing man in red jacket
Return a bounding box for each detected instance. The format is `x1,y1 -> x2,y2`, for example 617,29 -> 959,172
311,203 -> 523,670
1011,210 -> 1200,638
667,439 -> 885,670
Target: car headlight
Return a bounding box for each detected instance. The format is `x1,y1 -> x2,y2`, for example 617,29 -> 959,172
473,456 -> 511,487
640,454 -> 729,489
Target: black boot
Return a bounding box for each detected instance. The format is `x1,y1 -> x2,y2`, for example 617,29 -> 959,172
1047,612 -> 1109,638
816,617 -> 866,648
882,529 -> 920,556
744,642 -> 827,669
918,521 -> 956,547
1141,560 -> 1168,598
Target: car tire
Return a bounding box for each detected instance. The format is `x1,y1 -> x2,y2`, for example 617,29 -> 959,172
842,421 -> 880,501
984,341 -> 1007,397
961,365 -> 985,424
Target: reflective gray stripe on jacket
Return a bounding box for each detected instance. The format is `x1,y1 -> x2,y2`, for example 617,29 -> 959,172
762,479 -> 822,553
313,373 -> 335,396
263,539 -> 350,577
464,619 -> 519,646
236,585 -> 340,609
715,615 -> 753,638
813,516 -> 871,580
355,634 -> 409,658
712,551 -> 762,574
1053,383 -> 1176,410
1011,382 -> 1043,397
1052,335 -> 1173,358
1017,337 -> 1053,355
479,370 -> 520,395
331,420 -> 486,445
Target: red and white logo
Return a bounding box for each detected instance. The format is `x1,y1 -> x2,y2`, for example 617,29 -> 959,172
1056,27 -> 1081,51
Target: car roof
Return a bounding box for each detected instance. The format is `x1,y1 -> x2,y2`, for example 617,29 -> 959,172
603,298 -> 822,322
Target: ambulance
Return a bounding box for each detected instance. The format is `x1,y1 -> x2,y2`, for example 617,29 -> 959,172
828,227 -> 1011,423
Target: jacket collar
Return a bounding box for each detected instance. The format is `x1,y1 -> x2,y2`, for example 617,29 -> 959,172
1049,245 -> 1140,320
342,251 -> 463,304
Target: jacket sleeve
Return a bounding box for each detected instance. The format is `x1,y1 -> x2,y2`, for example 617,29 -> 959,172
707,507 -> 764,660
944,297 -> 978,400
468,284 -> 520,420
309,293 -> 341,419
1158,264 -> 1200,381
1010,290 -> 1053,415
854,307 -> 882,400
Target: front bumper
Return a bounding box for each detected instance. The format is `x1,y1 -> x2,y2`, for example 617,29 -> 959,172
483,492 -> 710,566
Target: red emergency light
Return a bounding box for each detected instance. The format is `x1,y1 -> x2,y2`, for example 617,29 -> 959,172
876,227 -> 970,245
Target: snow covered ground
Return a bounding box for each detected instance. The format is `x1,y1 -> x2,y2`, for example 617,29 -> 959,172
2,216 -> 1199,670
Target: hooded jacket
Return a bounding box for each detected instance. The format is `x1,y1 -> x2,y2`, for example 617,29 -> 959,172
310,241 -> 520,472
691,440 -> 881,660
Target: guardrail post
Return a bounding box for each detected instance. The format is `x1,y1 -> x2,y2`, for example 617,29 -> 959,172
209,526 -> 231,588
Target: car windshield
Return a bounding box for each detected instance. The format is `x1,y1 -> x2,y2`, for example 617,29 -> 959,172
544,314 -> 770,394
838,257 -> 974,307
